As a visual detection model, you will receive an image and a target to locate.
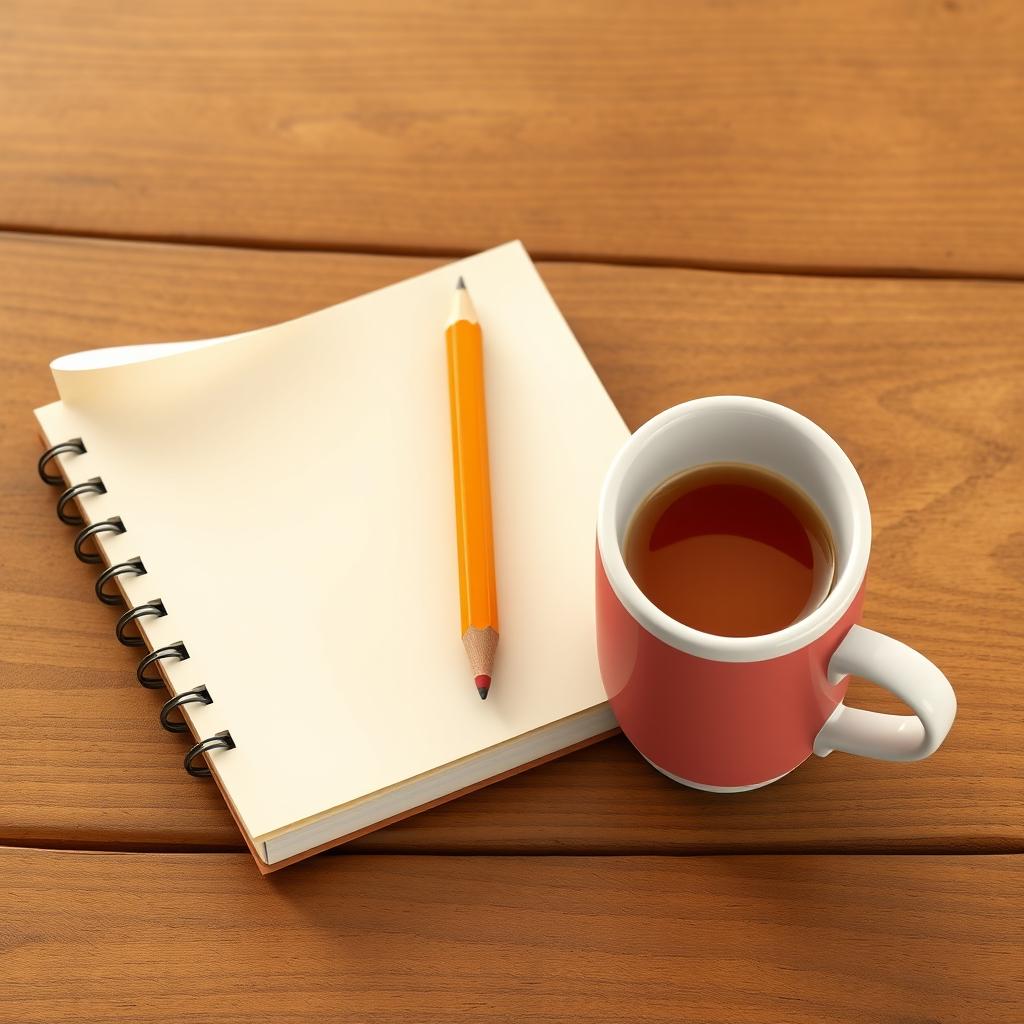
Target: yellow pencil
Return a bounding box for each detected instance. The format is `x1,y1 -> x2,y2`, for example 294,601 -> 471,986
446,276 -> 499,700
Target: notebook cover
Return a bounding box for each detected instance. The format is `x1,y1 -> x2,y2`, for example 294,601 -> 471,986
34,241 -> 629,867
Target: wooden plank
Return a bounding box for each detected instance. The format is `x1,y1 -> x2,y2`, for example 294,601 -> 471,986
1,233 -> 1022,853
1,848 -> 1019,1024
2,1 -> 1024,275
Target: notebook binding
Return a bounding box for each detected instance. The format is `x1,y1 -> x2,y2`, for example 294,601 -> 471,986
39,436 -> 235,780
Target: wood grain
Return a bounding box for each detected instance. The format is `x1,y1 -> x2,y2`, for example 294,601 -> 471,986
3,1 -> 1024,275
2,233 -> 1022,854
1,847 -> 1019,1024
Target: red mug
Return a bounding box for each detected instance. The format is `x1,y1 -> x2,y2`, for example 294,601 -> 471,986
596,396 -> 956,791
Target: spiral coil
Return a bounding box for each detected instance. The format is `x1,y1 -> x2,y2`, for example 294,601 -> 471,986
161,685 -> 212,733
40,436 -> 234,779
185,731 -> 235,777
95,558 -> 147,605
115,599 -> 167,647
74,517 -> 125,564
56,478 -> 106,526
38,438 -> 86,486
137,642 -> 190,689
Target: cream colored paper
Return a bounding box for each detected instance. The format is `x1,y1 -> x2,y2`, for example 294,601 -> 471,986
36,241 -> 628,842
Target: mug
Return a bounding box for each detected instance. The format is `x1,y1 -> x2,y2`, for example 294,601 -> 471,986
596,396 -> 956,791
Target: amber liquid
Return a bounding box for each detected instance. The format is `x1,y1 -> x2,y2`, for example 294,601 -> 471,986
624,463 -> 836,638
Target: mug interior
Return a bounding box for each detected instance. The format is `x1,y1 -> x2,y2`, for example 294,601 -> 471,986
599,396 -> 871,661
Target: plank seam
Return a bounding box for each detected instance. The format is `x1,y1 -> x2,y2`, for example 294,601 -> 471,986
0,839 -> 1019,857
4,224 -> 1024,284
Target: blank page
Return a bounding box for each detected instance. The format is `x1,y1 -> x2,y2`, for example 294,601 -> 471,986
36,242 -> 628,842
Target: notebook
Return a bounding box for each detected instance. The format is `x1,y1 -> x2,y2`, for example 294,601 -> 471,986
33,241 -> 629,871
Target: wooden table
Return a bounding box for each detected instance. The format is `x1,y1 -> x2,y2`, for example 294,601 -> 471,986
1,4 -> 1021,1021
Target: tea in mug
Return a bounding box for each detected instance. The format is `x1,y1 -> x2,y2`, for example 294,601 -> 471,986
624,463 -> 836,638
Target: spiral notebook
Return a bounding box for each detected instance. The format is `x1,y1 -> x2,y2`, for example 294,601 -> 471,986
33,241 -> 628,872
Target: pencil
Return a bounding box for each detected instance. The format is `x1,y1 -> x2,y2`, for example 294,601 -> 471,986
446,276 -> 499,700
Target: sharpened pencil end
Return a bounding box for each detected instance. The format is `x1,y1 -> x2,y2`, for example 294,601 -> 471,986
475,674 -> 491,699
455,275 -> 466,290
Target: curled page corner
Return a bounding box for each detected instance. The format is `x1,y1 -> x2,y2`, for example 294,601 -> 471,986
47,240 -> 532,411
51,338 -> 225,373
48,323 -> 281,411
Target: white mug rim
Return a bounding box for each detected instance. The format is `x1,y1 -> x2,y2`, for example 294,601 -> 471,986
597,396 -> 872,663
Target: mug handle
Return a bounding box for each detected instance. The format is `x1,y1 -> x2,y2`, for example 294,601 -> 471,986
813,625 -> 956,761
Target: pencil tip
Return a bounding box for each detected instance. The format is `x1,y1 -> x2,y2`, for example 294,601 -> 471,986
475,674 -> 490,699
455,275 -> 466,290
